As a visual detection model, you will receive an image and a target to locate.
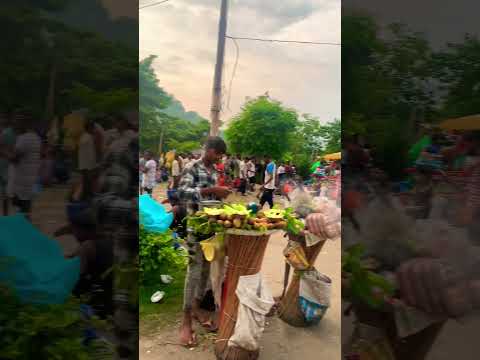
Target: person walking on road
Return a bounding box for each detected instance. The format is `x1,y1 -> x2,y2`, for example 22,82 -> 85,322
247,158 -> 256,192
259,156 -> 276,209
171,153 -> 181,189
0,112 -> 15,215
5,110 -> 41,221
239,156 -> 247,196
142,151 -> 157,195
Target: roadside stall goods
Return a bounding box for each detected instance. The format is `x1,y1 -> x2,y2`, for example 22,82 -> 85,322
187,203 -> 303,360
278,199 -> 340,327
342,195 -> 480,360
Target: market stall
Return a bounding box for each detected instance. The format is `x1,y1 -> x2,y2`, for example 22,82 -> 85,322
322,152 -> 341,161
187,204 -> 304,360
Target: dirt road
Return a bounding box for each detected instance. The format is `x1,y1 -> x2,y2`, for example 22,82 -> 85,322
140,230 -> 341,360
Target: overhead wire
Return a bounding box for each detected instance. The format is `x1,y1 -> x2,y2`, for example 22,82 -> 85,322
139,0 -> 171,10
226,35 -> 341,46
226,37 -> 239,111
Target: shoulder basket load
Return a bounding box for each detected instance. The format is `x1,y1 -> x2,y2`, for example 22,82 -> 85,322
278,200 -> 340,327
191,203 -> 303,360
214,229 -> 272,360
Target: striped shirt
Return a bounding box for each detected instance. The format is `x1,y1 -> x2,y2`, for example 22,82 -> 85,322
177,159 -> 217,214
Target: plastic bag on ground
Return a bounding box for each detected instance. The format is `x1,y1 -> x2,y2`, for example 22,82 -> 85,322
139,194 -> 173,233
228,273 -> 275,351
299,269 -> 331,323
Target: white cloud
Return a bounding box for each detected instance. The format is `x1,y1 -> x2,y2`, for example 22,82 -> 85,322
140,0 -> 341,122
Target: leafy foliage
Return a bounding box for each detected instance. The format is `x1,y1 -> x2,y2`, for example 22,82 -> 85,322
139,56 -> 210,154
0,284 -> 112,360
0,3 -> 137,119
432,34 -> 480,117
225,96 -> 299,160
286,115 -> 341,177
342,244 -> 395,309
139,226 -> 187,285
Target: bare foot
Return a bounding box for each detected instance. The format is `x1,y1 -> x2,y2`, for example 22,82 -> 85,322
192,306 -> 211,324
179,324 -> 197,347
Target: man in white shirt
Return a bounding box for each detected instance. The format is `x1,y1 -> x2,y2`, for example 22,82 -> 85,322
238,157 -> 247,195
104,114 -> 136,157
247,158 -> 256,191
171,154 -> 181,189
8,111 -> 41,220
260,156 -> 276,208
78,121 -> 96,196
143,151 -> 157,195
277,163 -> 286,186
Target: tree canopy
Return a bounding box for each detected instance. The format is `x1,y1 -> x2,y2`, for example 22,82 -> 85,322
343,13 -> 480,177
225,96 -> 299,160
1,3 -> 137,123
223,96 -> 340,178
139,55 -> 210,154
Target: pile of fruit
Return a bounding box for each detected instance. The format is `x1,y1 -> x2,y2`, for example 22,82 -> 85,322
187,204 -> 304,235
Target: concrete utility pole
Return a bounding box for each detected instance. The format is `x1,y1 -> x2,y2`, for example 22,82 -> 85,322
210,0 -> 229,136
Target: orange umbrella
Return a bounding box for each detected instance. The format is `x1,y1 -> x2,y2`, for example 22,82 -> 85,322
439,114 -> 480,131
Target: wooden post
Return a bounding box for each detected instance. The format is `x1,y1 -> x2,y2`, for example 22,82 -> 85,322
210,0 -> 229,136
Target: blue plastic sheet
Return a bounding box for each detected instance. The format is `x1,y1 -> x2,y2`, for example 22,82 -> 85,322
139,194 -> 173,233
0,214 -> 80,304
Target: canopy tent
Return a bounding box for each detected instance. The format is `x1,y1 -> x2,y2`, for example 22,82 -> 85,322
439,114 -> 480,131
322,152 -> 341,161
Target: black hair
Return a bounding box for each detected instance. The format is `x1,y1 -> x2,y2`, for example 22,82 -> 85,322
204,136 -> 227,154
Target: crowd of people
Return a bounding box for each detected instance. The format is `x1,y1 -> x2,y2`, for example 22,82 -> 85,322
139,148 -> 304,207
1,108 -> 140,358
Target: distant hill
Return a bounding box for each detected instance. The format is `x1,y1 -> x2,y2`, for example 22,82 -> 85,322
162,97 -> 208,124
49,0 -> 138,48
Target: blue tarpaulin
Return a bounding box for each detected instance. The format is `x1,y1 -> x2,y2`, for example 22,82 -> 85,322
139,194 -> 173,233
0,214 -> 80,304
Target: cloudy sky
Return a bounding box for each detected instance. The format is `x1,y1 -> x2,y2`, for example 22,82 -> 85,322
343,0 -> 480,49
139,0 -> 340,123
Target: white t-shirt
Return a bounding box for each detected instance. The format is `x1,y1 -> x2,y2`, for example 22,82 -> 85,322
144,159 -> 157,189
278,165 -> 286,175
239,160 -> 247,179
13,131 -> 41,200
78,132 -> 96,171
104,129 -> 136,155
172,159 -> 181,177
247,161 -> 255,178
264,162 -> 276,190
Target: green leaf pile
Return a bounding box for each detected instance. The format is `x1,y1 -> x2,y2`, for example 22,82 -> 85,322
342,244 -> 395,309
139,226 -> 187,285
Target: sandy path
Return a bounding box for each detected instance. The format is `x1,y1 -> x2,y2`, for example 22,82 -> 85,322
140,228 -> 341,360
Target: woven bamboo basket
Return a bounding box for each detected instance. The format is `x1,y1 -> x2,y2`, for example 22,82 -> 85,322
278,234 -> 326,327
214,230 -> 274,360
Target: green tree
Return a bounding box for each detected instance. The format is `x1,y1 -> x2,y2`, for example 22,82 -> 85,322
433,34 -> 480,118
319,119 -> 341,154
225,96 -> 299,159
139,55 -> 210,154
342,14 -> 435,177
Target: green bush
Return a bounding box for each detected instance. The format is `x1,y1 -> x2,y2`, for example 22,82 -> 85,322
0,285 -> 112,360
139,226 -> 187,285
